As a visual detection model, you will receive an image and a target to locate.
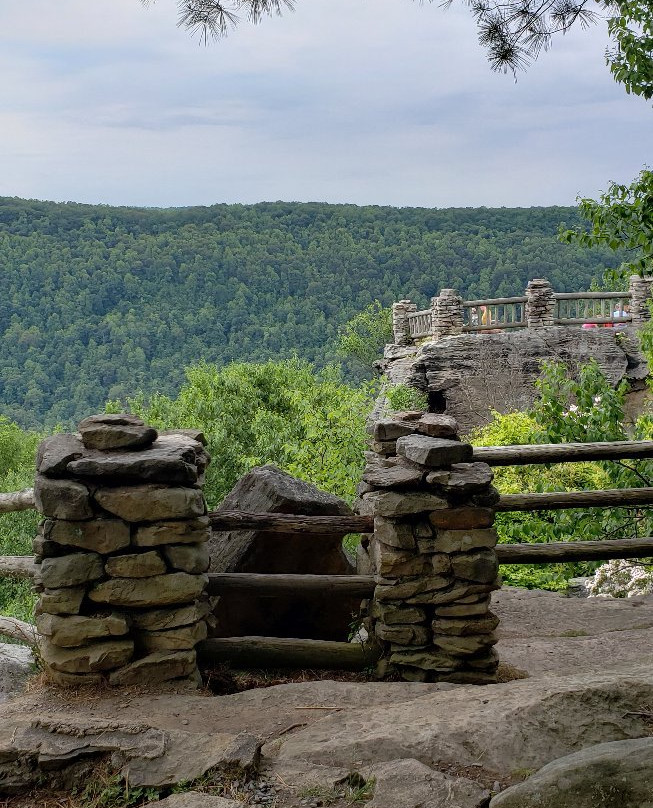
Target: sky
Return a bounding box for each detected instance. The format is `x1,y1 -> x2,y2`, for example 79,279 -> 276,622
0,0 -> 650,209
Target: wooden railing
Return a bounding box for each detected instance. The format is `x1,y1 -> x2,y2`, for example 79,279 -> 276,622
554,291 -> 632,326
462,296 -> 527,331
408,310 -> 432,339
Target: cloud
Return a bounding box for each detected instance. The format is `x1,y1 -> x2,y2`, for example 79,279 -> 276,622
0,0 -> 649,207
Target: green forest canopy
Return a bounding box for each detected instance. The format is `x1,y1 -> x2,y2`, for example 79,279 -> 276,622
0,196 -> 626,428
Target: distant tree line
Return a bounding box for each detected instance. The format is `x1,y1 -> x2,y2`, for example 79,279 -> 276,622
0,197 -> 626,427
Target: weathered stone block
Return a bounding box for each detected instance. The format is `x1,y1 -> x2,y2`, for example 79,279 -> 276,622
371,602 -> 427,625
396,435 -> 473,468
428,508 -> 494,530
375,574 -> 452,601
88,572 -> 208,608
163,543 -> 210,574
134,620 -> 207,653
130,600 -> 211,631
405,582 -> 496,606
105,551 -> 167,578
388,649 -> 459,671
364,491 -> 448,517
43,518 -> 131,554
445,462 -> 494,493
36,613 -> 130,647
434,596 -> 491,617
34,476 -> 93,520
434,633 -> 498,656
134,516 -> 210,547
373,420 -> 417,442
78,414 -> 157,451
38,553 -> 104,589
36,434 -> 84,477
451,550 -> 499,583
32,534 -> 64,558
44,669 -> 105,687
370,440 -> 397,457
373,517 -> 416,550
94,485 -> 205,522
375,623 -> 430,645
35,587 -> 86,616
415,413 -> 459,438
108,649 -> 197,686
422,528 -> 498,554
431,612 -> 499,636
362,460 -> 423,489
39,637 -> 134,673
370,542 -> 431,578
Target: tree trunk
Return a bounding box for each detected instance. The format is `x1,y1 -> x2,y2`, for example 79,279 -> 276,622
0,616 -> 37,647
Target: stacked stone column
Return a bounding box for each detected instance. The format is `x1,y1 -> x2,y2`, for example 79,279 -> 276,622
392,300 -> 418,346
32,414 -> 212,688
628,274 -> 653,325
431,289 -> 463,340
361,412 -> 500,684
525,278 -> 556,327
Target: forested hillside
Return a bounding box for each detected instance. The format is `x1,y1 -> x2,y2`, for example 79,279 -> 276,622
0,197 -> 625,428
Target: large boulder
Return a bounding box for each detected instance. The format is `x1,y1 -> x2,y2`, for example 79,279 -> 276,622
490,737 -> 653,808
209,465 -> 358,641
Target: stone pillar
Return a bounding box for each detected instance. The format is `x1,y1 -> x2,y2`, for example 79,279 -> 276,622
362,413 -> 500,684
628,275 -> 653,325
392,300 -> 417,346
32,414 -> 212,688
431,289 -> 463,340
525,278 -> 556,328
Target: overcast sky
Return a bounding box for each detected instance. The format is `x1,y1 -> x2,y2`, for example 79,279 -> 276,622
0,0 -> 649,208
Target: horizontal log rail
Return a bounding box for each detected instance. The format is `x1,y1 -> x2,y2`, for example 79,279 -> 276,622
209,510 -> 372,535
0,616 -> 36,647
0,488 -> 35,514
496,537 -> 653,564
472,440 -> 653,466
197,636 -> 381,670
0,556 -> 37,579
496,487 -> 653,512
463,296 -> 528,307
207,573 -> 375,598
553,291 -> 631,301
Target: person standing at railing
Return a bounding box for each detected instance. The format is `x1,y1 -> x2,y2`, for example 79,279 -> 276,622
613,303 -> 630,329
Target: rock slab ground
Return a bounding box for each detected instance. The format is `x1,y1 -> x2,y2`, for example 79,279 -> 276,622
3,588 -> 653,805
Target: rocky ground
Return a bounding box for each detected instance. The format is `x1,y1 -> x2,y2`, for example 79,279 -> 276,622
2,587 -> 653,807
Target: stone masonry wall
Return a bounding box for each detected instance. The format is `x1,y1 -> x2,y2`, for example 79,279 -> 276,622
360,412 -> 499,684
32,414 -> 212,688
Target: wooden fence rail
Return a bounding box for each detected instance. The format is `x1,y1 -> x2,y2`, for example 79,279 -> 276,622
496,487 -> 653,511
473,440 -> 653,466
206,573 -> 376,598
209,511 -> 371,535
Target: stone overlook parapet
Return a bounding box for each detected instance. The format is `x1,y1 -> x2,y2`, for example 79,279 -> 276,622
359,412 -> 500,684
32,414 -> 212,688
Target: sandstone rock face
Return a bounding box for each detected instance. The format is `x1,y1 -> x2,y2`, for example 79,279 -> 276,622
209,464 -> 358,641
153,795 -> 242,808
0,644 -> 33,703
108,649 -> 197,686
396,435 -> 473,468
105,551 -> 167,578
94,485 -> 205,522
490,737 -> 653,808
34,587 -> 85,616
78,413 -> 157,450
383,326 -> 648,432
36,434 -> 84,477
368,758 -> 489,808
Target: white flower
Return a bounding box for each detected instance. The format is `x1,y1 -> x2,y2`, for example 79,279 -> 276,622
593,396 -> 602,404
569,404 -> 579,413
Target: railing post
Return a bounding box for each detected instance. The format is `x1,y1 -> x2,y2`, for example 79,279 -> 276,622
628,274 -> 653,325
432,289 -> 463,340
31,415 -> 211,688
392,299 -> 417,346
363,414 -> 500,683
525,278 -> 556,328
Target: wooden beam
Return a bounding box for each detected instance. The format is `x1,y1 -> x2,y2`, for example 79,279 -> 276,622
496,536 -> 653,564
473,441 -> 653,466
197,636 -> 380,670
0,488 -> 35,514
0,616 -> 36,647
0,556 -> 37,579
496,487 -> 653,512
209,510 -> 373,535
207,573 -> 375,598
